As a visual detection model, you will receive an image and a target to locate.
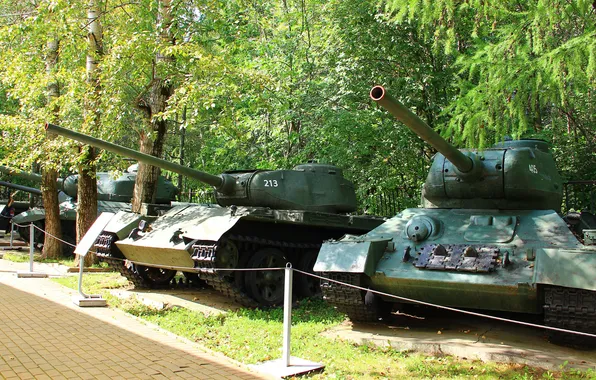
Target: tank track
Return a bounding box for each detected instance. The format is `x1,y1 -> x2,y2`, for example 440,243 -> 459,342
94,232 -> 118,259
191,235 -> 319,308
543,285 -> 596,347
320,272 -> 380,322
101,256 -> 154,288
191,241 -> 256,308
95,232 -> 172,289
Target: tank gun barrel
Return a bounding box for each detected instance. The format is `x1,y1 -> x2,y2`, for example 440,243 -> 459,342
370,86 -> 473,173
45,123 -> 232,192
0,181 -> 42,196
0,166 -> 65,189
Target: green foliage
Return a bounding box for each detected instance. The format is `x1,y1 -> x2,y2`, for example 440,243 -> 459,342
0,0 -> 594,212
380,0 -> 596,182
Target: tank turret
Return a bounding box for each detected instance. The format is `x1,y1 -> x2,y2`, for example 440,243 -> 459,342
46,123 -> 357,213
1,161 -> 177,204
370,86 -> 562,210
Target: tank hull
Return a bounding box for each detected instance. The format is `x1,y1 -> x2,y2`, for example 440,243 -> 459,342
95,204 -> 385,305
314,208 -> 596,343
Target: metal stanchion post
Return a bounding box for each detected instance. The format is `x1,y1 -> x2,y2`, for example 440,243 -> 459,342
282,264 -> 293,366
17,223 -> 47,278
71,212 -> 113,307
253,265 -> 324,378
28,223 -> 34,272
9,222 -> 13,248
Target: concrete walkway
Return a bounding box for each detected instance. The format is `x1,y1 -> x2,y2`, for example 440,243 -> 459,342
0,259 -> 272,379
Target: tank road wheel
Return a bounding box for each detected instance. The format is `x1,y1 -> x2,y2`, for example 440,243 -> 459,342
544,285 -> 596,348
135,265 -> 177,288
216,240 -> 239,271
244,248 -> 287,307
234,251 -> 250,291
296,250 -> 322,298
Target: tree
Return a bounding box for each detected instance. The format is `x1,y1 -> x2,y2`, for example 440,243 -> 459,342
380,0 -> 596,158
75,0 -> 103,266
131,0 -> 176,212
41,36 -> 63,259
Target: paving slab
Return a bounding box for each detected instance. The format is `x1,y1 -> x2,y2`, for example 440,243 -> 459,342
0,259 -> 274,379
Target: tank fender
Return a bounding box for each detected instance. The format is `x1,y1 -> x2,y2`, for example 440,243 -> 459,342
313,236 -> 391,277
11,209 -> 46,224
534,248 -> 596,291
181,206 -> 248,242
102,210 -> 148,240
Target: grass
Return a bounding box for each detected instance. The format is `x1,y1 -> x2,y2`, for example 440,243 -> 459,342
50,274 -> 596,379
52,272 -> 129,294
2,251 -> 109,268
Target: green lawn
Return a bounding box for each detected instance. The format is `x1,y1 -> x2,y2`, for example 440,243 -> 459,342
52,273 -> 595,380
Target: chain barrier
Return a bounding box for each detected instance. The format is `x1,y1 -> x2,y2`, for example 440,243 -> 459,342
10,221 -> 77,248
93,253 -> 596,339
292,268 -> 596,339
5,221 -> 595,339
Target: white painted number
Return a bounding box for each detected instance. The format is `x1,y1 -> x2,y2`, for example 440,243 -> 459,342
529,164 -> 538,174
264,179 -> 279,187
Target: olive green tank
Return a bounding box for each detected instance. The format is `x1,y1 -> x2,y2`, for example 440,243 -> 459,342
313,86 -> 596,346
0,163 -> 177,254
0,181 -> 45,233
46,124 -> 385,306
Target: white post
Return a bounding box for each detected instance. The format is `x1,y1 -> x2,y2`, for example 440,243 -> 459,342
253,263 -> 324,377
28,223 -> 34,272
282,264 -> 293,367
9,222 -> 14,248
16,222 -> 47,278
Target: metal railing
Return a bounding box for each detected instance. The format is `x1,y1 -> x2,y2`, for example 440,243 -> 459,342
563,180 -> 596,214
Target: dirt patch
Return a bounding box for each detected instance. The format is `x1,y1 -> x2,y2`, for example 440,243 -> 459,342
323,308 -> 596,371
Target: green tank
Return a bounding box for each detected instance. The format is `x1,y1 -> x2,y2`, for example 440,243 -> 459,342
0,181 -> 47,233
45,123 -> 385,306
0,164 -> 178,252
313,86 -> 596,346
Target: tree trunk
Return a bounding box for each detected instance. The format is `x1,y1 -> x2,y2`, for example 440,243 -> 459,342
132,126 -> 166,212
132,0 -> 174,213
41,168 -> 62,259
177,108 -> 186,193
76,1 -> 103,267
76,150 -> 97,267
42,38 -> 63,259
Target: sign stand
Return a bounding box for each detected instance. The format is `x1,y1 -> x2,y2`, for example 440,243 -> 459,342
71,213 -> 114,307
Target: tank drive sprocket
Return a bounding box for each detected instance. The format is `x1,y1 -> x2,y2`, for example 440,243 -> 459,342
191,240 -> 257,307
